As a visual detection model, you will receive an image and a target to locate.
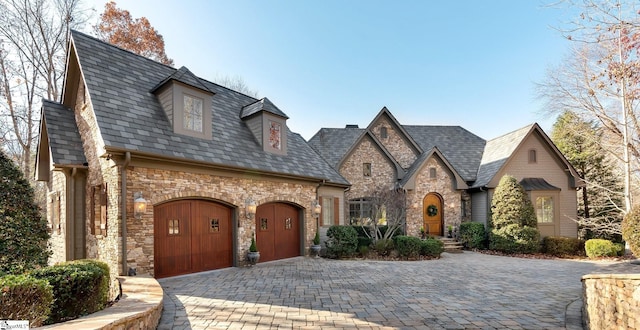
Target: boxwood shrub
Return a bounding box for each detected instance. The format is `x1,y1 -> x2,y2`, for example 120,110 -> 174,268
30,259 -> 110,324
542,236 -> 585,256
459,222 -> 486,249
420,238 -> 444,257
0,274 -> 53,327
393,236 -> 422,258
585,239 -> 622,258
325,226 -> 358,258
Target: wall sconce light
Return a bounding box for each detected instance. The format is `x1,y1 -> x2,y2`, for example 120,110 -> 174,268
311,199 -> 322,218
133,192 -> 148,219
245,198 -> 257,219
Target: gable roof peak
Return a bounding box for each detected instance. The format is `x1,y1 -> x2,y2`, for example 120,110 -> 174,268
150,65 -> 213,94
241,97 -> 289,119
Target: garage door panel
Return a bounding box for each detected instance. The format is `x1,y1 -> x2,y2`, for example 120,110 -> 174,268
196,202 -> 233,271
256,203 -> 300,263
154,201 -> 192,278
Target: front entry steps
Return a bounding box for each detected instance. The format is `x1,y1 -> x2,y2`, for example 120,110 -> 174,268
438,237 -> 463,253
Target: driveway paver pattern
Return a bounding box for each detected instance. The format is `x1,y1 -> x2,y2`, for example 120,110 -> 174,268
158,252 -> 638,329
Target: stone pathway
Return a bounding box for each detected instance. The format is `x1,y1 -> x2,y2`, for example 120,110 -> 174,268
157,252 -> 638,329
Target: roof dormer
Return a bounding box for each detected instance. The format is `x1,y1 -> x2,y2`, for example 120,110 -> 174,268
241,97 -> 290,155
151,66 -> 214,139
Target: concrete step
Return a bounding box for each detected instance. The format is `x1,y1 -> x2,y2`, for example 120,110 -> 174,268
437,236 -> 464,253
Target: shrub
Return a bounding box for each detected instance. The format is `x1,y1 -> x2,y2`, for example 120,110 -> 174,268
0,149 -> 51,274
622,206 -> 640,257
489,224 -> 540,254
357,237 -> 372,248
358,246 -> 369,257
373,239 -> 395,256
585,239 -> 622,258
325,226 -> 358,258
542,236 -> 585,256
0,274 -> 53,327
459,222 -> 486,249
351,225 -> 404,239
393,236 -> 422,258
420,238 -> 444,257
30,260 -> 110,324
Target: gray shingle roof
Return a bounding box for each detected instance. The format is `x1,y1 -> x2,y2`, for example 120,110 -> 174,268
472,124 -> 533,188
519,178 -> 560,191
69,30 -> 347,185
307,127 -> 365,168
241,97 -> 289,119
151,66 -> 213,94
41,99 -> 87,166
399,126 -> 485,182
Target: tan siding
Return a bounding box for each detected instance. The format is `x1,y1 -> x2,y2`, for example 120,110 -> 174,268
318,186 -> 345,225
370,117 -> 417,169
471,191 -> 488,226
489,132 -> 578,237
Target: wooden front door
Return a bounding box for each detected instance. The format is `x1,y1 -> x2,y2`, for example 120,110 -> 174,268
423,193 -> 443,236
255,203 -> 300,263
154,200 -> 233,278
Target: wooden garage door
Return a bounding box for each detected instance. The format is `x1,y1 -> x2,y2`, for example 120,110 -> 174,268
255,203 -> 300,263
154,200 -> 232,278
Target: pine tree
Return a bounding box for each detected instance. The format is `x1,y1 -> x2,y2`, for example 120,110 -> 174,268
0,149 -> 50,274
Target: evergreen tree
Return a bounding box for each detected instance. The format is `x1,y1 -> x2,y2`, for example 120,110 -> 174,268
551,111 -> 623,240
0,149 -> 50,274
489,175 -> 540,253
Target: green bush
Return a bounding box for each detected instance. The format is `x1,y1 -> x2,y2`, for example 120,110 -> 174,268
0,274 -> 53,327
393,236 -> 422,258
459,222 -> 486,249
357,237 -> 372,248
489,224 -> 540,254
325,226 -> 358,259
351,225 -> 404,239
542,236 -> 585,256
0,150 -> 51,274
373,239 -> 395,256
420,238 -> 444,257
622,206 -> 640,257
585,239 -> 622,258
30,260 -> 110,324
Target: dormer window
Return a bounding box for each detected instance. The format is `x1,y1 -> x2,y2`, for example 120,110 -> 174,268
269,121 -> 282,150
183,94 -> 203,133
240,97 -> 290,156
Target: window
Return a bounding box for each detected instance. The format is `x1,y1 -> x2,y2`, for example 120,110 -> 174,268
321,197 -> 334,227
429,167 -> 437,179
380,127 -> 388,139
183,94 -> 204,132
349,198 -> 373,225
285,218 -> 292,230
169,219 -> 180,235
269,121 -> 282,150
529,149 -> 537,163
536,196 -> 554,223
210,219 -> 219,232
91,184 -> 107,236
49,192 -> 61,234
363,163 -> 372,177
260,218 -> 268,231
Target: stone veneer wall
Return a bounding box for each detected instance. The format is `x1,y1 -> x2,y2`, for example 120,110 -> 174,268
340,137 -> 397,203
128,166 -> 317,276
370,118 -> 417,169
48,170 -> 67,264
405,157 -> 464,237
582,273 -> 640,330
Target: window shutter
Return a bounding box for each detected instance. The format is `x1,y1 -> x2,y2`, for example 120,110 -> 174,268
318,196 -> 323,227
100,183 -> 107,235
333,198 -> 340,225
90,186 -> 96,235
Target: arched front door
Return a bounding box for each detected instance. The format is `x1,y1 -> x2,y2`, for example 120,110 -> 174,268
255,202 -> 301,263
423,193 -> 443,236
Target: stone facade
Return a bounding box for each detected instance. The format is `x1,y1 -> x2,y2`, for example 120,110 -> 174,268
582,273 -> 640,330
370,118 -> 417,169
340,136 -> 397,202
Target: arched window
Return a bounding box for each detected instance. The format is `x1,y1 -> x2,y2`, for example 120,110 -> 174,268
528,149 -> 537,163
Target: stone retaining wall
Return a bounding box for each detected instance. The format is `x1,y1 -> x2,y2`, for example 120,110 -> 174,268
582,273 -> 640,330
39,276 -> 162,330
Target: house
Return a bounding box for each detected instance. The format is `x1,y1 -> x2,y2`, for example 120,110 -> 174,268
35,31 -> 349,278
308,108 -> 582,239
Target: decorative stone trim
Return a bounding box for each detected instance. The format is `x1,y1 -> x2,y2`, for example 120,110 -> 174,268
582,273 -> 640,330
38,276 -> 163,330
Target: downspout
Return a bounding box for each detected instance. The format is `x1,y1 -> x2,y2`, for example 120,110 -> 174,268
121,152 -> 131,276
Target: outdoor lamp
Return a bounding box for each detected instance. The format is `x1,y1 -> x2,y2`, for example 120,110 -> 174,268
245,198 -> 257,219
133,192 -> 148,219
311,199 -> 322,218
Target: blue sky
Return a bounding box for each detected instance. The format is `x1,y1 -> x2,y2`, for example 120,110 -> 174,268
84,0 -> 575,140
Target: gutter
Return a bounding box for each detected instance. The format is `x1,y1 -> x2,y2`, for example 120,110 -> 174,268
121,152 -> 131,276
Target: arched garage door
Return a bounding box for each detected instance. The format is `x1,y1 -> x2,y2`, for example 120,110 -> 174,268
154,200 -> 233,278
255,203 -> 301,262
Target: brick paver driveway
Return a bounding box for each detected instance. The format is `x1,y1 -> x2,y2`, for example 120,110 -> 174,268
158,252 -> 637,329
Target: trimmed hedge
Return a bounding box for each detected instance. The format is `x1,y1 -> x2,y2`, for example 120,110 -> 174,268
585,239 -> 622,258
30,259 -> 110,324
542,236 -> 585,256
459,222 -> 486,249
0,274 -> 53,327
420,238 -> 444,257
325,226 -> 358,258
393,236 -> 422,258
